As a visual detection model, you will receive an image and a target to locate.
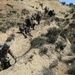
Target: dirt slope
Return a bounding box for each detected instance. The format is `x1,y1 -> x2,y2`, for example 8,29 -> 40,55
0,0 -> 71,75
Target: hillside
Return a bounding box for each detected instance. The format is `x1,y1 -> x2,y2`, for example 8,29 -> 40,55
0,0 -> 75,75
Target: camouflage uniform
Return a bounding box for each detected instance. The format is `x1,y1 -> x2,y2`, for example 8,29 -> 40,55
0,43 -> 16,69
36,11 -> 42,24
19,23 -> 32,38
44,6 -> 49,17
48,10 -> 55,19
25,17 -> 33,28
32,13 -> 37,20
25,16 -> 37,30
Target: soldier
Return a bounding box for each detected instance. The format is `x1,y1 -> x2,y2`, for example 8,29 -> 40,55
24,25 -> 33,37
19,23 -> 26,38
44,6 -> 49,17
25,16 -> 33,28
0,43 -> 17,70
47,10 -> 55,23
25,16 -> 37,30
48,10 -> 55,17
19,23 -> 32,38
36,11 -> 42,24
19,23 -> 25,33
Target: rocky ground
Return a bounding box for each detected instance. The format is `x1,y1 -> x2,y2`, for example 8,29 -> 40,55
0,0 -> 75,75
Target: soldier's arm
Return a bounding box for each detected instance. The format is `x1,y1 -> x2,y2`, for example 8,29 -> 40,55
8,49 -> 17,61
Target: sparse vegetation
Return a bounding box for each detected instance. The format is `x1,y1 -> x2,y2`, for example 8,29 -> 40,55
72,13 -> 75,19
0,0 -> 75,75
6,4 -> 13,9
71,42 -> 75,53
0,13 -> 3,18
67,62 -> 75,75
30,37 -> 47,48
39,47 -> 48,56
6,34 -> 15,42
0,27 -> 7,33
60,28 -> 68,39
10,10 -> 17,14
54,17 -> 60,22
69,3 -> 74,7
64,14 -> 69,17
21,9 -> 30,15
55,41 -> 66,51
61,2 -> 66,5
54,17 -> 65,24
45,27 -> 60,44
69,8 -> 75,13
42,67 -> 54,75
6,13 -> 12,17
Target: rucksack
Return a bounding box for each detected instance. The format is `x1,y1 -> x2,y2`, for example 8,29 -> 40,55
25,17 -> 32,25
36,12 -> 42,19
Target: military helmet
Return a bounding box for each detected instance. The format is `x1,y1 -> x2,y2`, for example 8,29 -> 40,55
3,43 -> 10,48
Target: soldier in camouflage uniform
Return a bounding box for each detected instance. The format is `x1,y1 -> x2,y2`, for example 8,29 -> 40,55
19,23 -> 32,38
36,11 -> 42,24
44,6 -> 49,17
0,43 -> 17,70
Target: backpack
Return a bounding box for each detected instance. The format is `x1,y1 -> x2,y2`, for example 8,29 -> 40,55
37,12 -> 42,19
25,17 -> 32,25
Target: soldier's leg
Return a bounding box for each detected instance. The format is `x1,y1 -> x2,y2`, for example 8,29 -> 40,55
0,58 -> 8,70
36,19 -> 40,25
44,12 -> 46,17
25,27 -> 32,37
31,24 -> 34,30
6,59 -> 11,68
28,33 -> 33,37
44,12 -> 47,18
38,20 -> 40,24
4,58 -> 11,69
32,23 -> 35,30
22,31 -> 27,38
28,29 -> 33,37
0,58 -> 5,70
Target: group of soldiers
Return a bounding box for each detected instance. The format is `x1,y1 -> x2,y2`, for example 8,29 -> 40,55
0,6 -> 55,70
18,11 -> 42,38
18,6 -> 55,38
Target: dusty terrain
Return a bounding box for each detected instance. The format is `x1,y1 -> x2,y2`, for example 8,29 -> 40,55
0,0 -> 74,75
